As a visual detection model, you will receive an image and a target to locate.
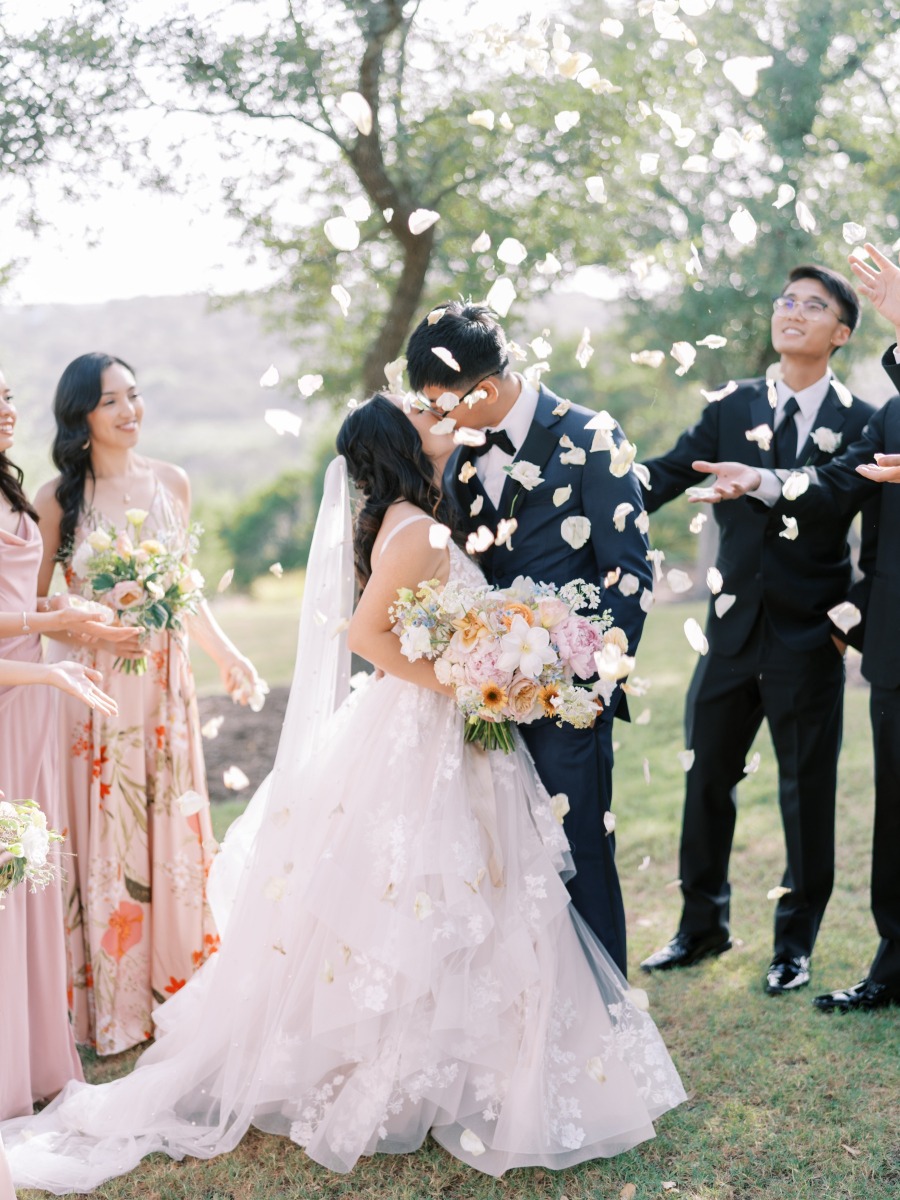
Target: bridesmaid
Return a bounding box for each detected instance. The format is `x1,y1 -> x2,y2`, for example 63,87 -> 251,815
0,366 -> 122,1122
33,352 -> 262,1057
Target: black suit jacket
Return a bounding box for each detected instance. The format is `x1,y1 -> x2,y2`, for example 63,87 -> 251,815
642,378 -> 877,656
787,348 -> 900,687
446,385 -> 654,719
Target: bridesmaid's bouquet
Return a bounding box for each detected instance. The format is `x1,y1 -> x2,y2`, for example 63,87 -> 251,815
391,575 -> 627,752
0,799 -> 64,904
71,509 -> 205,674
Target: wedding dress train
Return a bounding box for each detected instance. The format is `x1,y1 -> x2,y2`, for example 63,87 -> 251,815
2,461 -> 684,1191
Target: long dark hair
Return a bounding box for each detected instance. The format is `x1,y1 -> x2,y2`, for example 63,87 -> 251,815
0,370 -> 38,522
335,393 -> 461,588
52,352 -> 135,558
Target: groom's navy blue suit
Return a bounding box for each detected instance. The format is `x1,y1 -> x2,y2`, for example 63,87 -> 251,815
447,385 -> 653,973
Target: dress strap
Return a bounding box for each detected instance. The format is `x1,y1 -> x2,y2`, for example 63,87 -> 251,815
378,513 -> 434,556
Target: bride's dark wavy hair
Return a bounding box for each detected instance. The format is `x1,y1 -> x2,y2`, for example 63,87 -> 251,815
52,352 -> 135,559
0,368 -> 37,522
336,393 -> 462,588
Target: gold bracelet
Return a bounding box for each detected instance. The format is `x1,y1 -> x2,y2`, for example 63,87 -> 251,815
21,611 -> 31,634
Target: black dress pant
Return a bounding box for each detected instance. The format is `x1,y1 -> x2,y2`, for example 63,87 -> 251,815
868,686 -> 900,987
678,618 -> 844,959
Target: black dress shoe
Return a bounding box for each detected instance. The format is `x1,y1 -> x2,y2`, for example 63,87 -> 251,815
640,931 -> 732,973
812,978 -> 900,1012
765,955 -> 810,994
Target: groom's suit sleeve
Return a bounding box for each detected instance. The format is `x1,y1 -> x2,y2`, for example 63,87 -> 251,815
581,425 -> 653,659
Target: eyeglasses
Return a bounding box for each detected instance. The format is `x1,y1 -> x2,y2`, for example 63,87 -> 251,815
772,296 -> 844,322
413,359 -> 509,416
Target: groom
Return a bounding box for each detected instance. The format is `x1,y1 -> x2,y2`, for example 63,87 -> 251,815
405,302 -> 653,974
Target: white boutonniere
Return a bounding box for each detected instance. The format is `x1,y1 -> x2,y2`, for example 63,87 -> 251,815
504,460 -> 543,490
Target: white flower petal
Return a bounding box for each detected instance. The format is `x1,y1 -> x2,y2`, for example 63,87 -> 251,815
259,364 -> 279,388
745,423 -> 773,452
843,222 -> 867,245
561,515 -> 591,550
684,617 -> 709,654
536,252 -> 562,275
298,374 -> 324,397
714,593 -> 736,618
689,512 -> 707,534
323,216 -> 360,251
779,515 -> 799,540
827,601 -> 862,634
667,568 -> 692,594
469,495 -> 484,517
781,471 -> 810,501
603,810 -> 616,834
497,239 -> 528,269
626,987 -> 650,1012
466,526 -> 494,555
599,17 -> 623,36
729,207 -> 758,245
495,518 -> 517,548
585,175 -> 607,203
554,110 -> 581,133
431,346 -> 461,372
331,284 -> 351,316
467,109 -> 495,130
485,276 -> 517,317
216,568 -> 234,593
454,427 -> 488,448
670,341 -> 697,375
619,573 -> 639,596
631,349 -> 666,368
460,1129 -> 486,1157
677,749 -> 695,771
201,715 -> 224,739
712,127 -> 745,161
772,183 -> 796,209
414,891 -> 434,920
696,335 -> 728,349
706,567 -> 723,594
553,485 -> 572,507
613,502 -> 634,532
795,200 -> 817,233
722,55 -> 773,97
635,510 -> 650,534
177,789 -> 206,817
342,196 -> 371,223
830,376 -> 854,409
265,409 -> 303,437
471,230 -> 491,253
338,91 -> 373,136
702,380 -> 739,403
610,439 -> 637,477
550,792 -> 570,823
408,208 -> 440,235
767,885 -> 791,901
269,562 -> 284,578
575,328 -> 594,368
428,524 -> 452,550
223,765 -> 250,791
743,751 -> 761,775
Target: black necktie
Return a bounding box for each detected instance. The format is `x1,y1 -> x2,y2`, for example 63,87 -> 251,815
772,396 -> 800,468
470,428 -> 516,459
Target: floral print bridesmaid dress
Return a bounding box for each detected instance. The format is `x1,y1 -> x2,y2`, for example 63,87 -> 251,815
57,478 -> 219,1055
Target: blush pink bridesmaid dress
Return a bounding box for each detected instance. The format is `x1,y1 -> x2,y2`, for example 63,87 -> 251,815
0,515 -> 83,1120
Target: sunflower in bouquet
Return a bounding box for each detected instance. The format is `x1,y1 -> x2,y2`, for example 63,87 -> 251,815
71,508 -> 205,674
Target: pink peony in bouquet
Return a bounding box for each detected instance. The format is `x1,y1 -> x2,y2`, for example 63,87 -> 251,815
391,575 -> 630,752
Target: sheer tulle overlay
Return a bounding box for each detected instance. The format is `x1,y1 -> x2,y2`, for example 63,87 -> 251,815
2,466 -> 684,1191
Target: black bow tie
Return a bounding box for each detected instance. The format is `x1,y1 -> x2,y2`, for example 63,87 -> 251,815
470,428 -> 516,458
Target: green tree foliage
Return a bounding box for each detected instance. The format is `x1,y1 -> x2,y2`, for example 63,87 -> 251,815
217,439 -> 334,588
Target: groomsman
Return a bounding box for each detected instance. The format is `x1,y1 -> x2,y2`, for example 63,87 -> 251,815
405,303 -> 653,975
692,244 -> 900,1010
638,265 -> 878,996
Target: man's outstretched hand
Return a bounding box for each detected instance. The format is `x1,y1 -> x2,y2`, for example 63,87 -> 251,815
856,452 -> 900,484
848,243 -> 900,337
688,461 -> 762,502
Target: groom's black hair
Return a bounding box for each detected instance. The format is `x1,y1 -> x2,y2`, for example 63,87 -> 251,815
406,301 -> 509,392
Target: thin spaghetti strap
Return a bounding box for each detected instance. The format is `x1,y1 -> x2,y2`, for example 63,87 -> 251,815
377,513 -> 434,558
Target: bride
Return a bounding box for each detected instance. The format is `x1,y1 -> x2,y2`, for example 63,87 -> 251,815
2,393 -> 684,1191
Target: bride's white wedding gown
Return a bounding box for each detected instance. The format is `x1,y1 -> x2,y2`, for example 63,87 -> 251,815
2,470 -> 684,1192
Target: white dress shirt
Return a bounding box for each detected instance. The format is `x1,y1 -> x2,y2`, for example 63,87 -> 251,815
477,375 -> 540,509
752,371 -> 837,505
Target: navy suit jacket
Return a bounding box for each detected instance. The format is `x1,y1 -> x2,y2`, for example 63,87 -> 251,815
642,378 -> 877,656
446,384 -> 653,719
786,348 -> 900,688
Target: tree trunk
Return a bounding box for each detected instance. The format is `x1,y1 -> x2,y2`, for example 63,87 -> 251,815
361,226 -> 435,394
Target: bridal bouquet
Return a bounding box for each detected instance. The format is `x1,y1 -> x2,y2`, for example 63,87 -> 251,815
70,509 -> 205,674
0,799 -> 64,904
391,575 -> 623,752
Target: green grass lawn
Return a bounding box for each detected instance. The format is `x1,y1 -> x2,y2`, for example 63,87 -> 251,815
23,599 -> 899,1200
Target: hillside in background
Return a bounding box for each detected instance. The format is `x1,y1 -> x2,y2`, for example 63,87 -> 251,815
0,293 -> 335,500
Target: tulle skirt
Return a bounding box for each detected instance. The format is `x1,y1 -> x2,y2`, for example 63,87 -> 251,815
2,675 -> 684,1191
